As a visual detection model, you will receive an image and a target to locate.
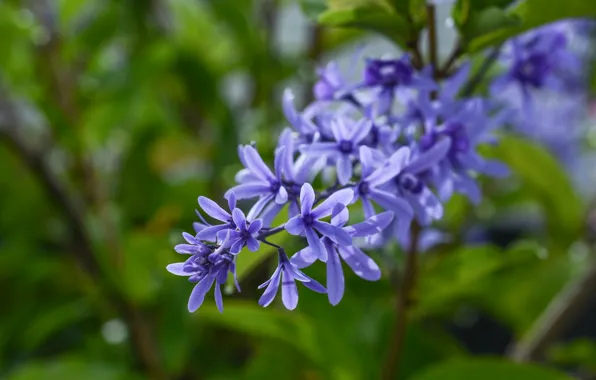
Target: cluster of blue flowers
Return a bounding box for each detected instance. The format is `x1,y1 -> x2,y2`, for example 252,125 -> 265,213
168,21 -> 587,311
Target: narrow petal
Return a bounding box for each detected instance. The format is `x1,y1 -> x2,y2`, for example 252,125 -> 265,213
300,183 -> 316,215
166,263 -> 190,276
232,208 -> 247,232
248,219 -> 263,234
361,196 -> 375,219
196,224 -> 229,241
285,216 -> 305,235
370,189 -> 413,220
244,145 -> 276,181
290,247 -> 318,269
331,203 -> 349,227
406,138 -> 451,174
227,192 -> 237,211
336,155 -> 353,185
225,183 -> 271,200
188,275 -> 215,312
258,268 -> 282,307
305,228 -> 327,261
301,277 -> 327,293
183,232 -> 198,244
214,283 -> 224,313
338,246 -> 381,281
274,146 -> 285,180
346,211 -> 395,237
281,268 -> 299,310
349,119 -> 373,143
246,237 -> 260,252
247,195 -> 274,221
325,240 -> 345,306
275,186 -> 288,204
359,145 -> 376,178
330,118 -> 346,141
366,146 -> 411,187
198,196 -> 230,222
300,142 -> 339,155
229,239 -> 244,254
313,220 -> 352,247
174,244 -> 200,254
312,188 -> 355,219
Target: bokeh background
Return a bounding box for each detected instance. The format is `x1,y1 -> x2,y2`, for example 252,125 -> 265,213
1,1 -> 596,379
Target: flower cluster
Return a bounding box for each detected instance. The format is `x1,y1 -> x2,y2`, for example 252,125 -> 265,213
168,53 -> 512,312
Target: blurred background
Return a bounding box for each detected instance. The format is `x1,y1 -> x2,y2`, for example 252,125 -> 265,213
1,0 -> 596,379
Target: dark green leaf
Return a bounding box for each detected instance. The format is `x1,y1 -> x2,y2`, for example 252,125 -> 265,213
299,0 -> 328,20
410,358 -> 573,380
489,136 -> 583,246
319,2 -> 409,45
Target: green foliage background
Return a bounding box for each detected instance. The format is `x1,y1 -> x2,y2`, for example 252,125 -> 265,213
0,0 -> 595,379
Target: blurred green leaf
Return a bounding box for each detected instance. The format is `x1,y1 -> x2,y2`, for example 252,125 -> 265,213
196,301 -> 323,365
410,358 -> 572,380
319,0 -> 409,45
6,357 -> 139,380
548,338 -> 596,373
489,136 -> 583,246
458,6 -> 521,42
19,300 -> 90,351
299,0 -> 328,20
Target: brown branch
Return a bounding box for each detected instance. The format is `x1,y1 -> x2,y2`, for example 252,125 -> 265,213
439,41 -> 462,78
507,257 -> 596,362
382,223 -> 421,380
0,90 -> 167,380
426,4 -> 438,75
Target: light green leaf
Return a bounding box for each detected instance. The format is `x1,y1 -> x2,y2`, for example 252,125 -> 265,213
319,1 -> 409,45
299,0 -> 328,20
410,358 -> 573,380
489,136 -> 583,246
6,357 -> 139,380
196,301 -> 322,365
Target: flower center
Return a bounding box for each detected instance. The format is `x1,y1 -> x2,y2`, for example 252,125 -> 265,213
338,140 -> 353,154
513,53 -> 550,88
364,59 -> 413,87
270,181 -> 281,193
358,181 -> 370,196
303,213 -> 315,226
398,173 -> 423,194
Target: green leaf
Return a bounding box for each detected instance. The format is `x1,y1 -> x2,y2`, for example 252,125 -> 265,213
6,357 -> 139,380
318,1 -> 409,45
299,0 -> 328,20
459,6 -> 522,42
410,358 -> 573,380
489,136 -> 583,246
196,301 -> 323,365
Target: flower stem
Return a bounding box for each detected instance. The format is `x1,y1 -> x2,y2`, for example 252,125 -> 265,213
426,4 -> 439,75
382,223 -> 421,380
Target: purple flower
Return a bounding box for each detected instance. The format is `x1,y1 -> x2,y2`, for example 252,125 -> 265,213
195,193 -> 239,242
492,27 -> 582,117
167,233 -> 238,313
301,118 -> 372,184
292,205 -> 393,305
419,100 -> 509,203
228,208 -> 263,254
258,249 -> 326,310
226,145 -> 288,220
363,56 -> 436,115
285,183 -> 354,261
196,193 -> 263,254
356,146 -> 414,222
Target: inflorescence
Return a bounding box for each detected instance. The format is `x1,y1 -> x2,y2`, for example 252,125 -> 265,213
168,22 -> 584,312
